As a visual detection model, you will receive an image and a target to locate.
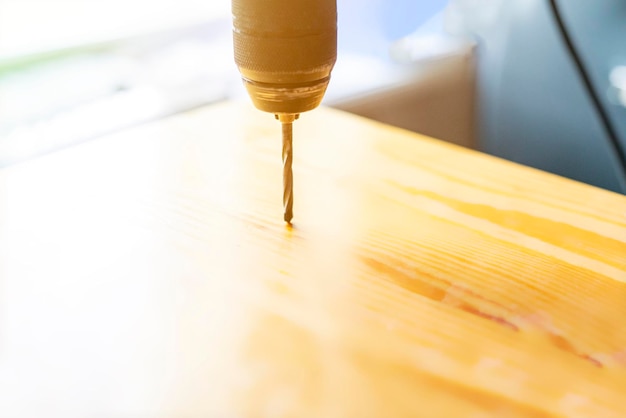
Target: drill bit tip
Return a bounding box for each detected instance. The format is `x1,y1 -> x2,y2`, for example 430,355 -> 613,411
278,114 -> 297,224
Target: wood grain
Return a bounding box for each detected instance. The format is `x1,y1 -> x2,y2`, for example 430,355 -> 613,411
0,101 -> 625,417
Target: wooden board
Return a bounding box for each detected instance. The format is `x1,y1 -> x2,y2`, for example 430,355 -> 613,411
0,101 -> 625,417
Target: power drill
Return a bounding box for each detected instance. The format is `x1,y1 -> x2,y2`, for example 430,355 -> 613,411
232,0 -> 338,223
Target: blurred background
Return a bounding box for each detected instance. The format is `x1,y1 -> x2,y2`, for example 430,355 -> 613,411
1,0 -> 625,193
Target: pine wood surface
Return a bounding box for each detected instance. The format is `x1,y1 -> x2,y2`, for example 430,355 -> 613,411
0,101 -> 625,417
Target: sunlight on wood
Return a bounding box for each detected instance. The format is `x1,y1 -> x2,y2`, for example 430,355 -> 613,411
0,101 -> 625,417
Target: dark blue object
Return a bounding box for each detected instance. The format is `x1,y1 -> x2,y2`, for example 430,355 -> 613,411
447,0 -> 626,193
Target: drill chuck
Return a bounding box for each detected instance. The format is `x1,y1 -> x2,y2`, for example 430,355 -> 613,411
232,0 -> 337,115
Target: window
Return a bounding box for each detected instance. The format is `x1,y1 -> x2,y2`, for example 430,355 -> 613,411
0,0 -> 230,59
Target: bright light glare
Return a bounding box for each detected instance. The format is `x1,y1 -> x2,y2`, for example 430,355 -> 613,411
0,0 -> 231,58
609,66 -> 626,107
609,66 -> 626,91
0,87 -> 166,164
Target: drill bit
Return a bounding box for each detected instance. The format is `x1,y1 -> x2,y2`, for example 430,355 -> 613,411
281,118 -> 294,223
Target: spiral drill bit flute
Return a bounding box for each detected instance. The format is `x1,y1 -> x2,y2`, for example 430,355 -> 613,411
279,114 -> 296,223
232,0 -> 337,223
